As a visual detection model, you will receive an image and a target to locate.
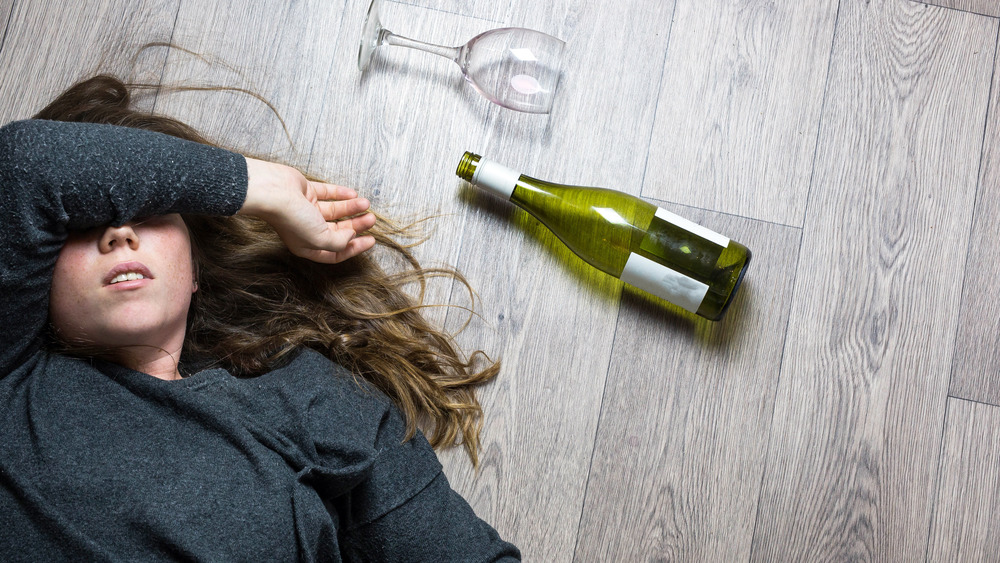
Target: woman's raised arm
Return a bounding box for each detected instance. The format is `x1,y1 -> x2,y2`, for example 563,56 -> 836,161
0,119 -> 247,376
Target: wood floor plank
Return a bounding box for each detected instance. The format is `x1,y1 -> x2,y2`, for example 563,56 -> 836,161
573,208 -> 799,561
404,0 -> 509,25
950,32 -> 1000,406
153,0 -> 346,168
919,0 -> 1000,17
0,0 -> 177,124
308,0 -> 501,326
641,0 -> 839,227
2,0 -> 1000,562
0,0 -> 15,54
159,0 -> 478,317
751,1 -> 996,560
401,0 -> 571,28
433,0 -> 681,558
927,399 -> 1000,561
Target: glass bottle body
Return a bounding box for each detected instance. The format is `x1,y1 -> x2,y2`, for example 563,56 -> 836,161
457,153 -> 751,320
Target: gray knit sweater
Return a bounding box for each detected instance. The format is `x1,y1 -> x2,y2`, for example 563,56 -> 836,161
0,119 -> 519,562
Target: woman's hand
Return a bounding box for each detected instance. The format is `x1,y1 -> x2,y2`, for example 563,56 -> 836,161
240,157 -> 377,263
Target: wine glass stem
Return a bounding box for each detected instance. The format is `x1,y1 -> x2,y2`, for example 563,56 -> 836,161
380,29 -> 461,64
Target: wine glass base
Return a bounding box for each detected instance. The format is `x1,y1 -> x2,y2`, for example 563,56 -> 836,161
358,0 -> 383,72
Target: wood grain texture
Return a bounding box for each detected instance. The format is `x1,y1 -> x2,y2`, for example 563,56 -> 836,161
309,0 -> 501,325
573,206 -> 800,561
405,0 -> 563,29
927,399 -> 1000,561
4,0 -> 1000,560
751,1 -> 996,560
0,0 -> 15,54
641,0 -> 839,227
950,34 -> 1000,407
0,0 -> 177,123
432,0 -> 681,560
919,0 -> 1000,17
154,0 -> 346,167
406,0 -> 510,26
158,0 -> 483,323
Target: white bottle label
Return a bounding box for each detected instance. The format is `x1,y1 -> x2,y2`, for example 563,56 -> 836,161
655,208 -> 730,248
472,158 -> 521,199
620,253 -> 709,314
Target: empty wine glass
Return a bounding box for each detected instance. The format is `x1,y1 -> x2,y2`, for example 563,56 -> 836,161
358,0 -> 565,114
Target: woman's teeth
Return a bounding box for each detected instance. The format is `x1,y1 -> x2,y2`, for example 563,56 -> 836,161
110,272 -> 145,284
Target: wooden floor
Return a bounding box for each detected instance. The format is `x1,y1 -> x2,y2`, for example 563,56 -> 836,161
3,0 -> 1000,560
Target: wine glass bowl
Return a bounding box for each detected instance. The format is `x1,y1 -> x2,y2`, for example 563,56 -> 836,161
358,0 -> 565,114
458,27 -> 564,114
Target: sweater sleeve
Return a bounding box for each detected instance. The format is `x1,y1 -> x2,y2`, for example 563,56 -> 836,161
338,471 -> 522,562
0,119 -> 248,377
304,361 -> 520,561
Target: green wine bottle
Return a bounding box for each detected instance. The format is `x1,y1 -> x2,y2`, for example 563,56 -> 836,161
456,152 -> 751,320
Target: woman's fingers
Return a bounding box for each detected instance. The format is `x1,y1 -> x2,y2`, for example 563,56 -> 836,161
317,198 -> 371,221
314,201 -> 376,239
334,211 -> 376,236
292,209 -> 377,262
242,159 -> 379,264
310,181 -> 359,202
300,234 -> 377,264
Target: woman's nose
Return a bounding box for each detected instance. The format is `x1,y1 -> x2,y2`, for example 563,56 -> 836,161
99,224 -> 140,253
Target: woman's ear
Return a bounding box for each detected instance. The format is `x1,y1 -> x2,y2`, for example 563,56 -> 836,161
191,259 -> 200,293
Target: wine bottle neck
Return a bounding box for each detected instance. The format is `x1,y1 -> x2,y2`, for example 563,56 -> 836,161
469,158 -> 522,200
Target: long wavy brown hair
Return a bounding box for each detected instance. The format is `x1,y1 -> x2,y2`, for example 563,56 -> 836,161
35,74 -> 498,465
